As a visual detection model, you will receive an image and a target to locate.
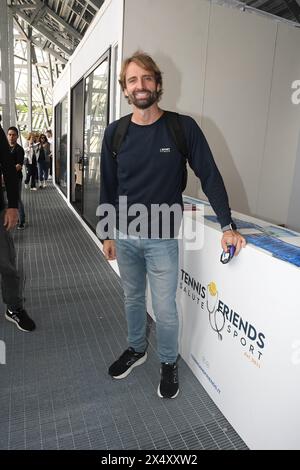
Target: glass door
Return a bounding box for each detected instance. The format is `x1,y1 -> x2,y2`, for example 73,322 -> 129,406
55,94 -> 68,196
54,103 -> 61,185
70,79 -> 84,213
82,52 -> 110,230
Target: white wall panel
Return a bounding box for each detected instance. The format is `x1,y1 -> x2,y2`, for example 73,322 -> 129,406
122,0 -> 210,196
257,23 -> 300,225
201,5 -> 276,215
122,0 -> 210,118
287,131 -> 300,231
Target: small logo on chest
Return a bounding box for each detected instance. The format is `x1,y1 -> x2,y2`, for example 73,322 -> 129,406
160,147 -> 171,153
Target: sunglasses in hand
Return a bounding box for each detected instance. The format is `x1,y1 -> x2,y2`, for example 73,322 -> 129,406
220,245 -> 236,264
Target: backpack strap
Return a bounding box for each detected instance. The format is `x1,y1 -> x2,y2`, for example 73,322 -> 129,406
164,111 -> 188,162
164,111 -> 189,191
111,113 -> 133,159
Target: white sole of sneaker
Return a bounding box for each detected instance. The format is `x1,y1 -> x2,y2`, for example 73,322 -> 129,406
112,352 -> 148,379
5,313 -> 31,332
157,385 -> 179,399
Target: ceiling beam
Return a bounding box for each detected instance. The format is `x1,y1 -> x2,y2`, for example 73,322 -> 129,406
32,40 -> 68,64
11,5 -> 37,11
48,53 -> 54,89
14,54 -> 27,62
34,0 -> 83,41
10,5 -> 73,55
13,17 -> 29,40
29,3 -> 47,25
32,46 -> 50,129
13,18 -> 67,64
283,0 -> 300,21
84,0 -> 104,10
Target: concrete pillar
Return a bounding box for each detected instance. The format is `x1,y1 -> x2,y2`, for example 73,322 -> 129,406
0,0 -> 15,129
27,27 -> 33,132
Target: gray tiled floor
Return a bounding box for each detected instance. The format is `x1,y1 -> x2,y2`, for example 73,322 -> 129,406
0,183 -> 248,450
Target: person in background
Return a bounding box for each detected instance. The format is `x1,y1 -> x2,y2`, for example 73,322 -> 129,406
99,51 -> 246,399
7,126 -> 25,229
24,133 -> 38,190
46,129 -> 53,179
37,134 -> 51,188
0,117 -> 35,332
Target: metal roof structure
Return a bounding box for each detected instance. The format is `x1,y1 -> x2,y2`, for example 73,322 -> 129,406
9,0 -> 104,63
3,0 -> 104,134
228,0 -> 300,23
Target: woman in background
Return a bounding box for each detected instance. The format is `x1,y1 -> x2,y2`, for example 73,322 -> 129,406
24,133 -> 38,190
37,134 -> 51,188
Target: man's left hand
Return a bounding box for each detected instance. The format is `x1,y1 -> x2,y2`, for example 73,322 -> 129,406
221,230 -> 246,256
4,208 -> 19,230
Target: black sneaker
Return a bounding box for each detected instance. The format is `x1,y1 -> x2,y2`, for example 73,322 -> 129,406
157,362 -> 179,398
17,223 -> 25,230
5,308 -> 36,332
108,347 -> 147,379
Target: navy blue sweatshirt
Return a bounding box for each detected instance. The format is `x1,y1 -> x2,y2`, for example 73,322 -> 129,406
99,112 -> 232,238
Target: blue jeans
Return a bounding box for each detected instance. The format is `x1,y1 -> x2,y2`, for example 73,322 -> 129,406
116,237 -> 179,363
38,161 -> 49,182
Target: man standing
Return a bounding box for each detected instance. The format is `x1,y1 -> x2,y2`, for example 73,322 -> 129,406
7,126 -> 25,229
0,119 -> 35,332
99,51 -> 245,398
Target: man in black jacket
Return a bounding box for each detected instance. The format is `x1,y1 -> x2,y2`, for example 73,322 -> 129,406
0,118 -> 35,332
7,126 -> 25,229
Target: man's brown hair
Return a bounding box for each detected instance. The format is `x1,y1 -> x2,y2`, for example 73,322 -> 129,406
119,51 -> 163,101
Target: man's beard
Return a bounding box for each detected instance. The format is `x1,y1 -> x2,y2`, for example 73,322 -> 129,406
127,89 -> 159,109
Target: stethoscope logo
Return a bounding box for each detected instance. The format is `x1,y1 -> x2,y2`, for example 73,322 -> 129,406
206,282 -> 225,341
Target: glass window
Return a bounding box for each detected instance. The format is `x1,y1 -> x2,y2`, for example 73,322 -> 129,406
82,56 -> 109,229
111,44 -> 118,122
55,94 -> 68,196
70,79 -> 84,214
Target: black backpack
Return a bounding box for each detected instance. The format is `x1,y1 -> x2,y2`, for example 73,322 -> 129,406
111,111 -> 189,191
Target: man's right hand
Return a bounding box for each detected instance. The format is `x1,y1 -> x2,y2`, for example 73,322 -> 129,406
103,240 -> 116,260
4,208 -> 18,230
